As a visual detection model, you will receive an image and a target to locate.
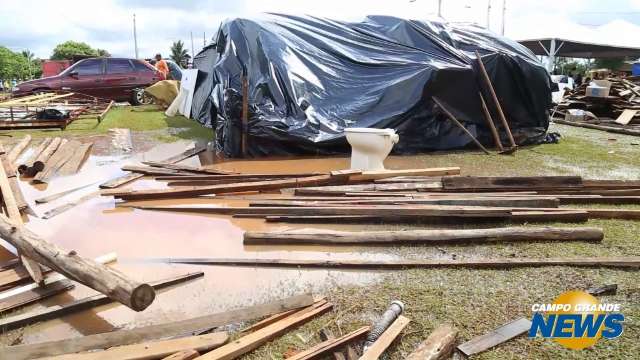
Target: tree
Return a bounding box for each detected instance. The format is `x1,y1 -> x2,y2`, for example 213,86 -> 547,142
51,41 -> 100,60
0,46 -> 37,80
96,49 -> 111,57
170,40 -> 189,67
593,58 -> 625,71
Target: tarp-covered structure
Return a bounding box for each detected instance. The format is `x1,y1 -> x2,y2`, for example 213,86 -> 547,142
191,14 -> 552,157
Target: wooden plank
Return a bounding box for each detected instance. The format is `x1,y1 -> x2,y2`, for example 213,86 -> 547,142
196,302 -> 333,360
7,135 -> 31,164
97,100 -> 115,121
615,109 -> 638,125
42,191 -> 100,219
35,181 -> 98,204
442,176 -> 583,190
0,279 -> 74,314
348,167 -> 460,181
479,92 -> 504,151
433,97 -> 490,154
318,329 -> 348,360
405,324 -> 457,360
243,227 -> 603,245
157,257 -> 640,269
156,173 -> 323,181
0,264 -> 50,289
330,169 -> 363,178
7,293 -> 314,360
240,308 -> 300,333
27,137 -> 63,176
287,326 -> 370,360
132,204 -> 512,218
17,137 -> 51,174
33,140 -> 83,183
121,165 -> 184,176
143,162 -> 236,175
162,350 -> 200,360
248,196 -> 560,208
107,175 -> 335,200
0,272 -> 203,331
360,315 -> 410,360
57,142 -> 92,176
49,332 -> 228,360
554,119 -> 640,136
457,318 -> 531,356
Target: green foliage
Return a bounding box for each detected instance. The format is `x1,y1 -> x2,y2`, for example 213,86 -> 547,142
593,57 -> 625,71
554,57 -> 588,76
51,40 -> 102,60
169,40 -> 190,67
0,46 -> 41,80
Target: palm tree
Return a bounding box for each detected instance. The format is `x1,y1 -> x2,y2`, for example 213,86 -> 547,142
21,50 -> 34,78
170,41 -> 189,67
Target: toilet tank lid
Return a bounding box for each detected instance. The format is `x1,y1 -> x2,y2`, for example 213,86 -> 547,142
344,127 -> 396,135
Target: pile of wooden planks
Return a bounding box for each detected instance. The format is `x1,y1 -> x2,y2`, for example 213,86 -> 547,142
0,91 -> 114,129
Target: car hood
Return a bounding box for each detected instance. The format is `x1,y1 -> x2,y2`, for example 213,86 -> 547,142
18,75 -> 61,86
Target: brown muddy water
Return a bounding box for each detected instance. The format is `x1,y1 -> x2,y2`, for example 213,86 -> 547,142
1,140 -> 437,345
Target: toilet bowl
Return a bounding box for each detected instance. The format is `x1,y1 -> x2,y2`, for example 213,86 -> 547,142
344,128 -> 399,170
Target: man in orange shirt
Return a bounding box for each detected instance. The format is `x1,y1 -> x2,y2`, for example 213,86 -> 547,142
155,53 -> 169,79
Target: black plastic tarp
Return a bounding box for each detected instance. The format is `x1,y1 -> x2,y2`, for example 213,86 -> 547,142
191,14 -> 552,157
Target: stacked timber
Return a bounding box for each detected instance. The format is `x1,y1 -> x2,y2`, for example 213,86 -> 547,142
14,137 -> 92,181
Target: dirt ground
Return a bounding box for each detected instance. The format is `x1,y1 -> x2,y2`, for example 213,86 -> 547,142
0,107 -> 638,359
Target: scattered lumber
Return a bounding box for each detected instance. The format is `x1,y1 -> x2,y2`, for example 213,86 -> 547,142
196,301 -> 333,359
162,350 -> 201,360
0,272 -> 203,331
348,167 -> 460,181
0,214 -> 155,311
457,318 -> 531,356
406,324 -> 457,360
143,161 -> 236,175
360,315 -> 410,360
243,227 -> 603,245
442,176 -> 583,190
33,140 -> 83,183
156,257 -> 640,269
57,142 -> 92,176
7,135 -> 31,164
241,308 -> 301,333
433,97 -> 490,154
287,326 -> 370,360
318,328 -> 351,360
49,332 -> 228,360
554,118 -> 640,136
26,136 -> 63,176
42,191 -> 100,219
17,137 -> 52,174
0,279 -> 74,314
6,293 -> 314,360
35,181 -> 98,204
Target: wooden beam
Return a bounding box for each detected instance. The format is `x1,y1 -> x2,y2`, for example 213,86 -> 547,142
97,100 -> 115,121
33,140 -> 82,183
48,332 -> 228,360
406,324 -> 457,360
287,326 -> 370,360
6,293 -> 314,360
243,227 -> 603,245
7,135 -> 31,164
248,196 -> 560,208
155,173 -> 323,181
0,272 -> 203,331
479,92 -> 504,151
457,318 -> 531,356
143,162 -> 236,175
433,97 -> 490,154
195,302 -> 333,359
554,118 -> 640,136
42,191 -> 100,219
360,315 -> 410,360
0,214 -> 155,311
348,167 -> 460,181
0,279 -> 74,314
442,176 -> 583,190
156,257 -> 640,269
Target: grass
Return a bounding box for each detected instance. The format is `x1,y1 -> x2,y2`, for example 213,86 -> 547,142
0,105 -> 212,143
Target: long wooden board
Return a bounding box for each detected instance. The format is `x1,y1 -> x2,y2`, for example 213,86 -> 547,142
442,176 -> 583,190
287,326 -> 370,360
7,293 -> 314,360
7,135 -> 31,164
0,279 -> 74,314
360,316 -> 410,360
248,196 -> 560,208
457,318 -> 531,356
57,142 -> 92,176
33,140 -> 83,183
49,332 -> 228,360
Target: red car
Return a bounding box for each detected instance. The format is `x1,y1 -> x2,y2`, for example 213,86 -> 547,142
13,57 -> 164,104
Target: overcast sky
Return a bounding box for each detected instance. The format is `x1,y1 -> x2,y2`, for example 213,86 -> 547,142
2,0 -> 640,59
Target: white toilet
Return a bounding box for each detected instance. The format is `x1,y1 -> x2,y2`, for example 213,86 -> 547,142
344,128 -> 399,170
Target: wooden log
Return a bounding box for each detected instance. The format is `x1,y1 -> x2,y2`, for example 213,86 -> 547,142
433,97 -> 490,154
0,272 -> 202,331
243,227 -> 603,245
107,175 -> 335,200
0,214 -> 155,311
33,140 -> 82,183
554,118 -> 640,136
405,324 -> 457,360
476,50 -> 516,147
156,257 -> 640,269
6,293 -> 314,360
99,145 -> 206,189
0,279 -> 74,314
442,176 -> 583,190
162,350 -> 201,360
27,136 -> 63,176
18,137 -> 51,174
49,333 -> 228,360
287,326 -> 370,360
457,318 -> 531,356
196,302 -> 333,360
57,142 -> 92,175
42,191 -> 100,219
479,92 -> 504,151
133,204 -> 513,218
360,315 -> 410,360
7,135 -> 31,164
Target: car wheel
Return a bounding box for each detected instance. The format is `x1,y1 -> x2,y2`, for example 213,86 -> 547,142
132,88 -> 154,106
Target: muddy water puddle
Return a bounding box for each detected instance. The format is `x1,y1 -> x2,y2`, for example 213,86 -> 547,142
4,142 -> 424,345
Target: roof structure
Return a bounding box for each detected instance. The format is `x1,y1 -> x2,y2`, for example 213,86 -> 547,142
518,38 -> 640,59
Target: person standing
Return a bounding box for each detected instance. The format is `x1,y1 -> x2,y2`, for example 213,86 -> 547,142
154,54 -> 169,79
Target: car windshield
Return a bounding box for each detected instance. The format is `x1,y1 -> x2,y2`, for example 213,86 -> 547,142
60,59 -> 103,76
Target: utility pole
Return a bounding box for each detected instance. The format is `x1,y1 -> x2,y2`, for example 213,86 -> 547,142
501,0 -> 506,36
133,14 -> 139,59
437,0 -> 442,17
203,32 -> 206,47
190,31 -> 195,62
486,0 -> 491,30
